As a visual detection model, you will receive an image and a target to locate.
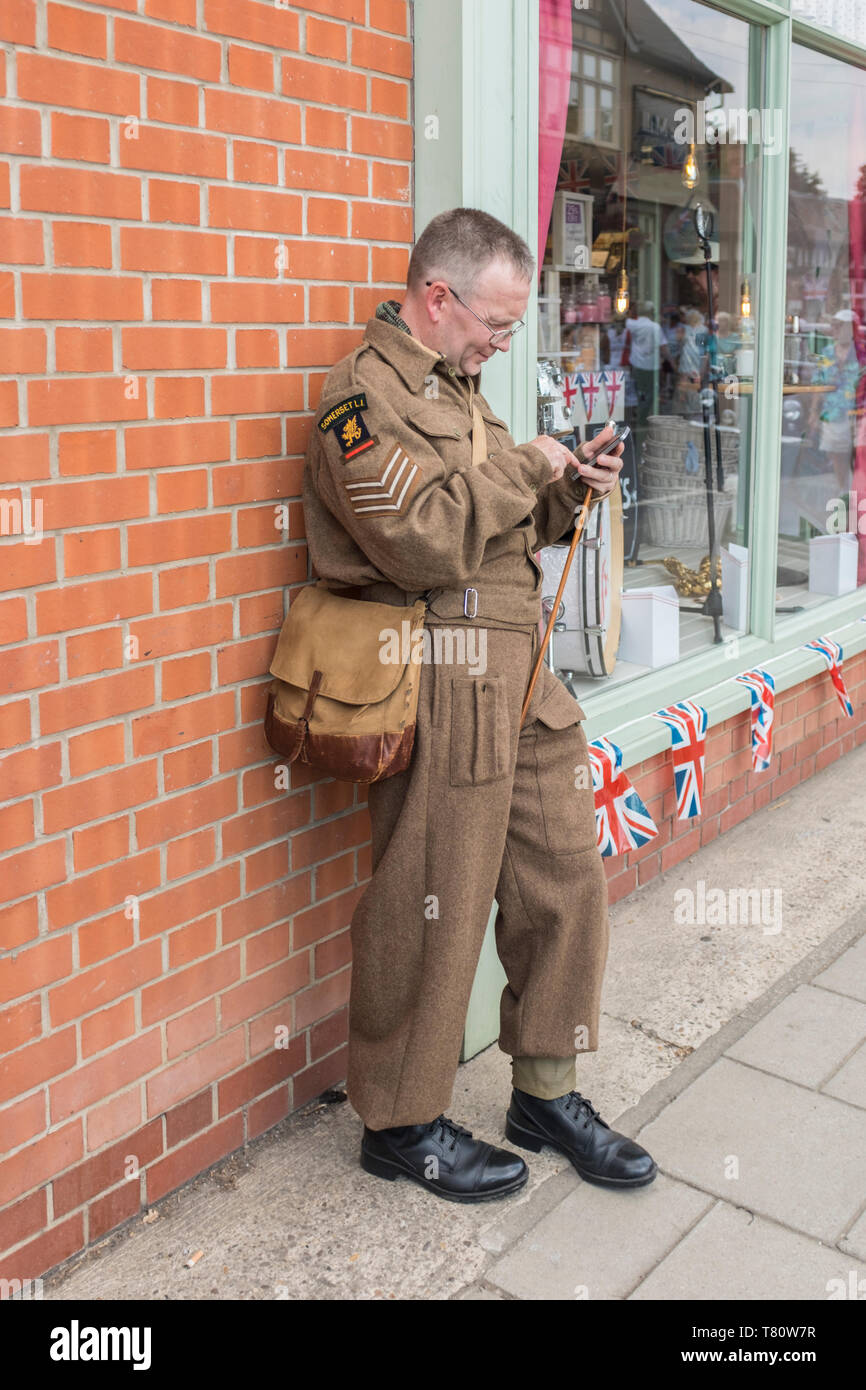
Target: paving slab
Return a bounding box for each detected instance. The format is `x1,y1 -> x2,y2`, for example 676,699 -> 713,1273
724,985 -> 866,1088
839,1206 -> 866,1266
482,1174 -> 713,1301
630,1202 -> 866,1301
635,1058 -> 866,1244
812,934 -> 866,1003
822,1041 -> 866,1110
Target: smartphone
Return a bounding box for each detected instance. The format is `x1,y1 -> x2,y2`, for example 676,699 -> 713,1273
582,421 -> 629,475
594,420 -> 630,451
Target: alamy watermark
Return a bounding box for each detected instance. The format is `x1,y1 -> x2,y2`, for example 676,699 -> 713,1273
0,1277 -> 44,1300
378,622 -> 487,675
0,496 -> 43,544
674,102 -> 783,157
674,879 -> 782,935
827,493 -> 866,536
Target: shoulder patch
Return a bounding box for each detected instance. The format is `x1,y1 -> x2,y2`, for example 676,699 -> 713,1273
318,393 -> 378,461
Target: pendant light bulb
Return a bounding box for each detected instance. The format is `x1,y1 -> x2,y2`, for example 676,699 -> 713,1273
740,277 -> 752,319
682,143 -> 699,190
615,269 -> 630,317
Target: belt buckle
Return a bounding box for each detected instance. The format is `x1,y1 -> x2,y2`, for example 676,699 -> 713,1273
463,587 -> 478,618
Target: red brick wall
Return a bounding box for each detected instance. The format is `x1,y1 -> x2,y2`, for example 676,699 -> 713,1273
0,0 -> 412,1282
603,650 -> 866,907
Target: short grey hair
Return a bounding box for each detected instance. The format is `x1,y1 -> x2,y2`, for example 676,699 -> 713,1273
407,207 -> 535,298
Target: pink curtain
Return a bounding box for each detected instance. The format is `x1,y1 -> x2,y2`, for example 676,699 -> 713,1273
538,0 -> 572,282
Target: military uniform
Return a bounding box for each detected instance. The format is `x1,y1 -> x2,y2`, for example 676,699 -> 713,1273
302,302 -> 610,1131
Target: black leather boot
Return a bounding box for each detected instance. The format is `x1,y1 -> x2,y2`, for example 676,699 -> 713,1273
505,1088 -> 657,1189
361,1113 -> 529,1202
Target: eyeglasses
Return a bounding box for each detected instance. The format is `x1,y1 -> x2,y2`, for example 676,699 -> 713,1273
425,281 -> 525,346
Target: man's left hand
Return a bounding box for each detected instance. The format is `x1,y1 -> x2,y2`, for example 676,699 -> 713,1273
569,423 -> 625,497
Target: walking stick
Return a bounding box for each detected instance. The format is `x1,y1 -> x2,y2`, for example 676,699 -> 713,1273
519,481 -> 595,730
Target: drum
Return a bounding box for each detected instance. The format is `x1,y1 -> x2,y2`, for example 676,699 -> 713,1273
539,483 -> 624,678
617,428 -> 640,565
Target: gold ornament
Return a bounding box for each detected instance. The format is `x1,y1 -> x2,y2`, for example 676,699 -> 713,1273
663,554 -> 722,598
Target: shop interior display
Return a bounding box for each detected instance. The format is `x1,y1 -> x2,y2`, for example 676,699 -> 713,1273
536,0 -> 757,692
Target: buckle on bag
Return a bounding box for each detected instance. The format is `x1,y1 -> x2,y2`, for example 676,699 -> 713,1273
463,587 -> 478,618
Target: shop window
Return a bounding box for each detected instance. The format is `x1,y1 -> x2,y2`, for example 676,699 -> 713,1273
778,44 -> 866,605
538,0 -> 762,697
791,0 -> 866,47
567,46 -> 620,147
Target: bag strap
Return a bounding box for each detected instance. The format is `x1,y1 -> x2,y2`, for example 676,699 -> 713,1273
302,669 -> 323,723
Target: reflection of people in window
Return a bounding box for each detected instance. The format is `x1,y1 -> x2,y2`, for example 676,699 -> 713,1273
602,321 -> 638,408
665,310 -> 684,370
673,309 -> 706,415
683,263 -> 719,318
626,301 -> 670,434
712,311 -> 739,379
813,309 -> 863,490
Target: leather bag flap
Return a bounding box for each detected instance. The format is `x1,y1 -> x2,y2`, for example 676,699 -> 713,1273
269,584 -> 426,704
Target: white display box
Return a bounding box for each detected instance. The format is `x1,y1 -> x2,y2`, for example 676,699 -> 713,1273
808,532 -> 858,596
618,585 -> 680,668
721,542 -> 749,631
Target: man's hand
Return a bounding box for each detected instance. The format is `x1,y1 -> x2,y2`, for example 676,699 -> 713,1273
530,423 -> 625,497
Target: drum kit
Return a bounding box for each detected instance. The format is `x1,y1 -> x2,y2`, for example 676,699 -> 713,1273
536,358 -> 631,687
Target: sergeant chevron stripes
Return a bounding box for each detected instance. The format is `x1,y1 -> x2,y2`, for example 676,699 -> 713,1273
342,445 -> 420,516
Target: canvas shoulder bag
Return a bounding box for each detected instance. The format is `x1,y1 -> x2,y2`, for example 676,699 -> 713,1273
264,581 -> 430,784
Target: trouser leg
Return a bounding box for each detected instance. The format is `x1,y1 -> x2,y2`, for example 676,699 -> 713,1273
346,627 -> 536,1131
511,1054 -> 577,1100
494,677 -> 610,1079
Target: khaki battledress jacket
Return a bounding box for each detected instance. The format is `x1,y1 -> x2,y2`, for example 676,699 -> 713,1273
302,309 -> 603,646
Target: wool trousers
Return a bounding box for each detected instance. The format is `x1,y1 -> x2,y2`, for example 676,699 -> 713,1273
347,624 -> 610,1131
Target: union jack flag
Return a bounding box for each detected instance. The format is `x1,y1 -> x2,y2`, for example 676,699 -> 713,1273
602,369 -> 624,417
608,154 -> 644,205
562,373 -> 580,412
588,736 -> 659,858
578,370 -> 601,417
652,699 -> 708,819
803,637 -> 854,717
734,668 -> 776,772
558,157 -> 591,192
600,151 -> 620,188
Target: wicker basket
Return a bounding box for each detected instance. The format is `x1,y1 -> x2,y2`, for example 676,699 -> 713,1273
643,420 -> 740,482
641,465 -> 710,494
641,487 -> 734,548
645,415 -> 687,448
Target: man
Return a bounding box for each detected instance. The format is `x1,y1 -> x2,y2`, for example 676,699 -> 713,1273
302,207 -> 657,1202
813,309 -> 863,491
625,301 -> 672,443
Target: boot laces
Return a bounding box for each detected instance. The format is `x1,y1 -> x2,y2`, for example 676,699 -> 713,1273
562,1092 -> 601,1126
429,1114 -> 472,1150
